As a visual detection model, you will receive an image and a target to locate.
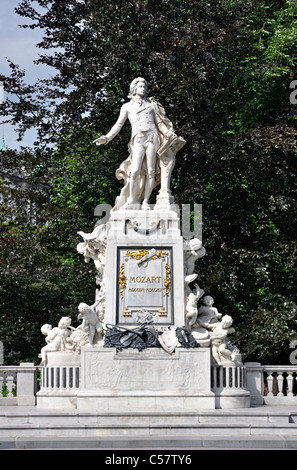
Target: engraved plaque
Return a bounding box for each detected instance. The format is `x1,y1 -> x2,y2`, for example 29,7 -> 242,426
116,247 -> 173,326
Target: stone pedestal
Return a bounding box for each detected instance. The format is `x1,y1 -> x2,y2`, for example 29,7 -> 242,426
105,209 -> 185,331
17,363 -> 37,406
37,352 -> 81,409
77,347 -> 215,411
35,78 -> 253,414
245,362 -> 264,406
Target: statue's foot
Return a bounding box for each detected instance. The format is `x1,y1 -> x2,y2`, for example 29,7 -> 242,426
122,201 -> 133,209
121,200 -> 142,210
142,201 -> 151,210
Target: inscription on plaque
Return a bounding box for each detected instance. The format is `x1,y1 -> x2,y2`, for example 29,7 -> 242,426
116,247 -> 173,325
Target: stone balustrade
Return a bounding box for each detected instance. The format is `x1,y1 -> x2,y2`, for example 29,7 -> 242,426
0,367 -> 17,404
0,363 -> 38,406
263,365 -> 297,404
1,361 -> 297,407
211,364 -> 250,408
211,364 -> 247,390
40,365 -> 80,392
245,363 -> 297,405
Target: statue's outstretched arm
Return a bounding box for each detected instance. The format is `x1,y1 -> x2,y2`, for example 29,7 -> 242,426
93,104 -> 128,145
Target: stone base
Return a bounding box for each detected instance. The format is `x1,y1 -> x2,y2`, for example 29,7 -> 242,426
37,394 -> 78,410
76,393 -> 215,412
36,352 -> 81,410
154,189 -> 179,212
214,390 -> 251,409
77,347 -> 215,412
36,348 -> 251,411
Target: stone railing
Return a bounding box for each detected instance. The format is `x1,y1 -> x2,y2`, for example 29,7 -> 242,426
211,364 -> 247,390
245,363 -> 297,405
0,363 -> 38,406
1,361 -> 297,407
40,365 -> 80,392
211,363 -> 250,408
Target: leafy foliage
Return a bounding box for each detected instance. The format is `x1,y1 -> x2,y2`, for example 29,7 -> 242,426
0,0 -> 296,364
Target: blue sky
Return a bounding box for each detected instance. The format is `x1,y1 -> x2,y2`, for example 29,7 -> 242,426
0,0 -> 50,148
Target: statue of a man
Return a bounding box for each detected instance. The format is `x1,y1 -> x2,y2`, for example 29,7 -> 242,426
93,77 -> 185,211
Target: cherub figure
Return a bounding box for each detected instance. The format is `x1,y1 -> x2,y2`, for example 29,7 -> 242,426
77,223 -> 107,281
183,238 -> 206,275
39,317 -> 72,365
191,296 -> 222,347
185,283 -> 204,329
77,301 -> 103,346
207,315 -> 236,365
197,296 -> 222,328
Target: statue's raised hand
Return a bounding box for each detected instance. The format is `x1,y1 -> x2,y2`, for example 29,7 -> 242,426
93,135 -> 108,146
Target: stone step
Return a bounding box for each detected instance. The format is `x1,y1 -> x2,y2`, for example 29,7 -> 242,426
1,420 -> 297,438
1,406 -> 297,448
2,434 -> 297,450
0,407 -> 293,425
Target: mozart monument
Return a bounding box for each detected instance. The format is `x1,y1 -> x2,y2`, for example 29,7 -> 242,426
37,78 -> 250,411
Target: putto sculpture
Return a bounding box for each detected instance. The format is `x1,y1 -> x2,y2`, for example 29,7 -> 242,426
93,77 -> 185,211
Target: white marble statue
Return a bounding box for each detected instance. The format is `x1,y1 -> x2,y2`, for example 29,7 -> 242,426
77,301 -> 104,346
39,303 -> 105,363
191,296 -> 222,347
77,223 -> 107,326
185,283 -> 205,329
93,77 -> 185,211
189,296 -> 242,365
183,237 -> 206,329
39,317 -> 73,365
183,238 -> 206,276
197,296 -> 222,326
207,315 -> 240,366
77,223 -> 107,282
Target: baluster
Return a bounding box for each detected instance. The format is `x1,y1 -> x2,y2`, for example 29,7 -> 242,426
287,373 -> 294,397
240,367 -> 243,388
66,367 -> 70,390
0,374 -> 4,397
277,372 -> 284,396
234,367 -> 238,388
266,372 -> 274,396
40,368 -> 44,391
53,367 -> 57,391
6,376 -> 14,397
